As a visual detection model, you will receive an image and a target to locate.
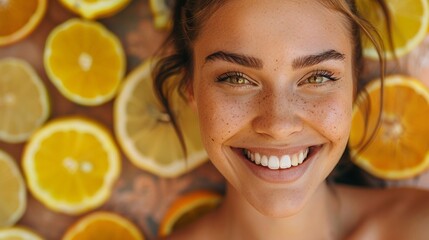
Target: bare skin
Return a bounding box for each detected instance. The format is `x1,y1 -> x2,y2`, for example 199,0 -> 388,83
165,184 -> 429,240
161,0 -> 429,239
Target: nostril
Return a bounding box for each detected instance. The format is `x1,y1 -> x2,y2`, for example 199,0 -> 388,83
251,113 -> 303,139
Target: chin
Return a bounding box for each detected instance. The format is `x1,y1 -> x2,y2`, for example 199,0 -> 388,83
245,186 -> 311,218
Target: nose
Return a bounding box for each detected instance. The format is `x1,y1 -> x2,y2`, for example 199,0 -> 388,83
251,91 -> 303,139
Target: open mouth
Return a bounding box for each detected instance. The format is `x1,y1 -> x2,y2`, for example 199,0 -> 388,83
241,146 -> 320,170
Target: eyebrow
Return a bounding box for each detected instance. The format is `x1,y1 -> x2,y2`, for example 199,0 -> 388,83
292,49 -> 345,69
204,49 -> 345,70
205,51 -> 263,69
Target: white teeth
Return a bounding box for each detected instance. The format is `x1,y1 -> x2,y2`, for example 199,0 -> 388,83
298,151 -> 304,164
268,156 -> 280,169
261,155 -> 268,166
280,155 -> 291,169
244,147 -> 309,170
255,153 -> 261,164
291,154 -> 299,166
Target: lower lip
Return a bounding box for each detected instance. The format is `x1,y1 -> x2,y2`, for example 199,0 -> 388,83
236,146 -> 320,184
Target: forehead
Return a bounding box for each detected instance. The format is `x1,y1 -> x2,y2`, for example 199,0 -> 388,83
194,0 -> 352,64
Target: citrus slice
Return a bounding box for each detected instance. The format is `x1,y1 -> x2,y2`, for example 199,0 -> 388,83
0,227 -> 44,240
62,211 -> 143,240
0,150 -> 26,227
0,57 -> 50,143
114,59 -> 207,178
356,0 -> 429,59
22,117 -> 120,215
149,0 -> 172,30
158,191 -> 222,237
349,75 -> 429,180
0,0 -> 47,46
59,0 -> 131,20
44,18 -> 125,106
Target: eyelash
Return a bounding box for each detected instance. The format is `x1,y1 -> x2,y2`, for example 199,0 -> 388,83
216,71 -> 254,86
299,70 -> 340,86
216,70 -> 340,86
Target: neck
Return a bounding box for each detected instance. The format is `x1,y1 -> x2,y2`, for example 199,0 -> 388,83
215,182 -> 342,240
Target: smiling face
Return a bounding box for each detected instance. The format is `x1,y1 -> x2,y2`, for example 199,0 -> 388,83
190,0 -> 354,217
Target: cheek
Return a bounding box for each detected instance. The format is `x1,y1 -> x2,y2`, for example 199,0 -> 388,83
304,94 -> 352,145
327,99 -> 352,144
194,91 -> 250,149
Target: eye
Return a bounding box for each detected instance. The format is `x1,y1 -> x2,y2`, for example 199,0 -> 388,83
216,72 -> 255,86
299,70 -> 339,86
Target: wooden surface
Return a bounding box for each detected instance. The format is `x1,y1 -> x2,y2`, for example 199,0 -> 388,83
0,1 -> 225,239
1,0 -> 429,239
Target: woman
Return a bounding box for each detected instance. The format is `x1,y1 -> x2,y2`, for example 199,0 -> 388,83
154,0 -> 429,239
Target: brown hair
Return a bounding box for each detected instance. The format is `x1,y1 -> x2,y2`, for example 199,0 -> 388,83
153,0 -> 226,156
153,0 -> 391,182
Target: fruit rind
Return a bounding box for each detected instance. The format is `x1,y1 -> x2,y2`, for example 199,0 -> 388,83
62,211 -> 144,240
0,0 -> 47,46
59,0 -> 131,20
350,75 -> 429,180
158,191 -> 222,237
44,19 -> 125,106
22,117 -> 120,215
0,58 -> 50,143
0,150 -> 27,227
0,227 -> 44,240
114,59 -> 207,178
359,0 -> 429,60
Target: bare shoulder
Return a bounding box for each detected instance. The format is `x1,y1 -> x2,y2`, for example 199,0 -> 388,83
334,184 -> 429,240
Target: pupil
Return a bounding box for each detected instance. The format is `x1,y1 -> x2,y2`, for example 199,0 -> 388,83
313,76 -> 321,83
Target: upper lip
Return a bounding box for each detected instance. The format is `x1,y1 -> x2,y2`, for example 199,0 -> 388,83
232,144 -> 321,156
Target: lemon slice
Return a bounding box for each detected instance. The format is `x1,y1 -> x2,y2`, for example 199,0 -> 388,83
158,191 -> 222,237
149,0 -> 172,30
0,150 -> 26,227
349,75 -> 429,180
44,18 -> 125,106
0,0 -> 47,46
0,227 -> 44,240
114,59 -> 207,178
356,0 -> 429,59
59,0 -> 131,20
22,117 -> 121,215
62,211 -> 144,240
0,58 -> 50,143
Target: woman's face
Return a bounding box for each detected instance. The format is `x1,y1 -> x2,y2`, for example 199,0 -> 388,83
191,0 -> 354,217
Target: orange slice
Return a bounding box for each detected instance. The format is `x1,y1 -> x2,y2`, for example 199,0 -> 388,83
0,0 -> 47,46
0,227 -> 44,240
62,211 -> 144,240
114,59 -> 207,178
22,117 -> 120,215
0,150 -> 26,227
356,0 -> 429,59
349,75 -> 429,180
59,0 -> 131,20
0,58 -> 50,143
44,18 -> 125,106
158,191 -> 222,237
